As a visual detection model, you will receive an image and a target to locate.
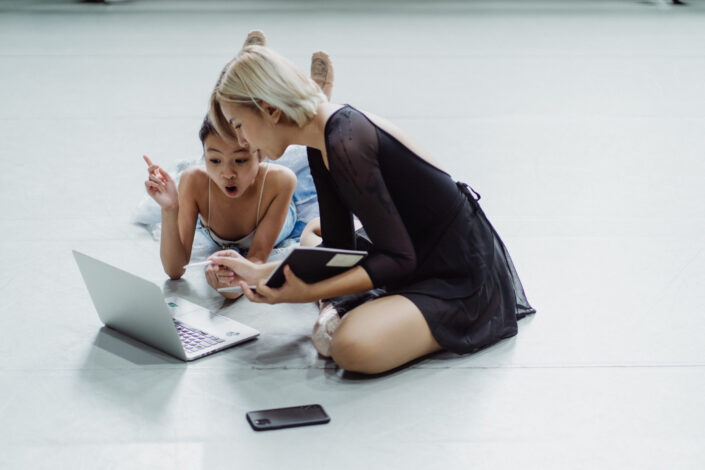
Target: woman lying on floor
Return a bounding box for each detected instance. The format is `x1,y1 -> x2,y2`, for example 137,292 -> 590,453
206,45 -> 535,373
142,31 -> 333,299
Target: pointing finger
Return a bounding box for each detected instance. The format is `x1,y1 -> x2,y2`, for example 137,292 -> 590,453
158,167 -> 174,182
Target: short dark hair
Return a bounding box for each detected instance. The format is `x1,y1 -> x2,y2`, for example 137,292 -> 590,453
199,114 -> 218,145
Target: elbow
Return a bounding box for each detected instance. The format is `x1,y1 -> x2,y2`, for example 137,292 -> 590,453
395,253 -> 417,278
365,252 -> 417,287
165,267 -> 184,280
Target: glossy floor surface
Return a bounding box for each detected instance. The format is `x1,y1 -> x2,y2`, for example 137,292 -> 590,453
1,0 -> 704,468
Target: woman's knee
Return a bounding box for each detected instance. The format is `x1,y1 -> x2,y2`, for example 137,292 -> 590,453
329,329 -> 383,374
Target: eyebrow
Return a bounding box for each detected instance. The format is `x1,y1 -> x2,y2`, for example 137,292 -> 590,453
205,148 -> 223,154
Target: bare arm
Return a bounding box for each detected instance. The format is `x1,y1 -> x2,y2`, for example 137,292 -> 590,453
246,165 -> 297,264
294,265 -> 374,303
243,263 -> 374,304
144,159 -> 199,279
207,252 -> 374,304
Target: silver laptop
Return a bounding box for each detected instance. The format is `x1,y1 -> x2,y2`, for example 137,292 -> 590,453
73,250 -> 259,361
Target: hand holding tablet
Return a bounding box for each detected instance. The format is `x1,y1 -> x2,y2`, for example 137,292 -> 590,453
216,247 -> 367,295
263,247 -> 367,288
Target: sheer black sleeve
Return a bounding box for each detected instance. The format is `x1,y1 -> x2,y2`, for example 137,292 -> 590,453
322,108 -> 417,287
307,146 -> 355,249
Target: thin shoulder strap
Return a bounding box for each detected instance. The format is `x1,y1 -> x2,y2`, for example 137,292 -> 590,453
207,177 -> 212,227
255,163 -> 271,226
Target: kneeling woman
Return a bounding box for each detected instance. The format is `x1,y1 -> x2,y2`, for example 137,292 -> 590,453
208,46 -> 535,374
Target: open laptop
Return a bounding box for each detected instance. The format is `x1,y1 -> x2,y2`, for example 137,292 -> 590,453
73,250 -> 259,361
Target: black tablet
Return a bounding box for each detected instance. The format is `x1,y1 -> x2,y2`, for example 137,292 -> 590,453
218,247 -> 367,293
264,246 -> 368,288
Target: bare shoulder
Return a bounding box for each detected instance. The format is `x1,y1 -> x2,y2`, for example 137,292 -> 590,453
357,108 -> 444,170
178,165 -> 209,196
265,162 -> 296,191
259,163 -> 295,214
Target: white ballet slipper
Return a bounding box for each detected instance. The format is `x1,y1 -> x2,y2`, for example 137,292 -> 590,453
311,303 -> 341,358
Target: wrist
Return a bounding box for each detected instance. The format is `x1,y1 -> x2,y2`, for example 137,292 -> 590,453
308,282 -> 326,303
161,205 -> 179,217
257,262 -> 274,281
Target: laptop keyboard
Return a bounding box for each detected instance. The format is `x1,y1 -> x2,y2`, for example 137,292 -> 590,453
174,321 -> 225,353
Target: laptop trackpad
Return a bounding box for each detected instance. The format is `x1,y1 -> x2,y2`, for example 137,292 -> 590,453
185,312 -> 257,340
165,296 -> 258,340
165,296 -> 209,318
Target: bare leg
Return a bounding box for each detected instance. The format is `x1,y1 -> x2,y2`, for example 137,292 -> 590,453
301,217 -> 322,247
310,51 -> 334,101
243,29 -> 267,48
330,295 -> 442,374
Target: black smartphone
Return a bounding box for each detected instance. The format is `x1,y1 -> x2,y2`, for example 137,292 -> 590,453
246,404 -> 330,431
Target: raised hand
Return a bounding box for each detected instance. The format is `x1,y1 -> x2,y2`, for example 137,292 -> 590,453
143,155 -> 178,210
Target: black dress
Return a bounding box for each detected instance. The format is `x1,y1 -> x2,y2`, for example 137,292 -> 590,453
307,105 -> 535,354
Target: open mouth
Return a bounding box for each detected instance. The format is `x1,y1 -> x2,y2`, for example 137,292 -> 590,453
225,185 -> 238,195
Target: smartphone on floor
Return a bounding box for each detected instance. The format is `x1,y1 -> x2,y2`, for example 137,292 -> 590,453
246,404 -> 330,431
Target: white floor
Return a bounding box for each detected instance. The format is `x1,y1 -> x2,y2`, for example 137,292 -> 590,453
1,0 -> 704,468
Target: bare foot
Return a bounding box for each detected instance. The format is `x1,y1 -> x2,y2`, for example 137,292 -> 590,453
311,301 -> 341,358
310,51 -> 334,101
242,30 -> 267,49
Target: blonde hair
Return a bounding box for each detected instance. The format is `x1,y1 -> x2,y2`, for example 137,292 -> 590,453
209,46 -> 326,140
